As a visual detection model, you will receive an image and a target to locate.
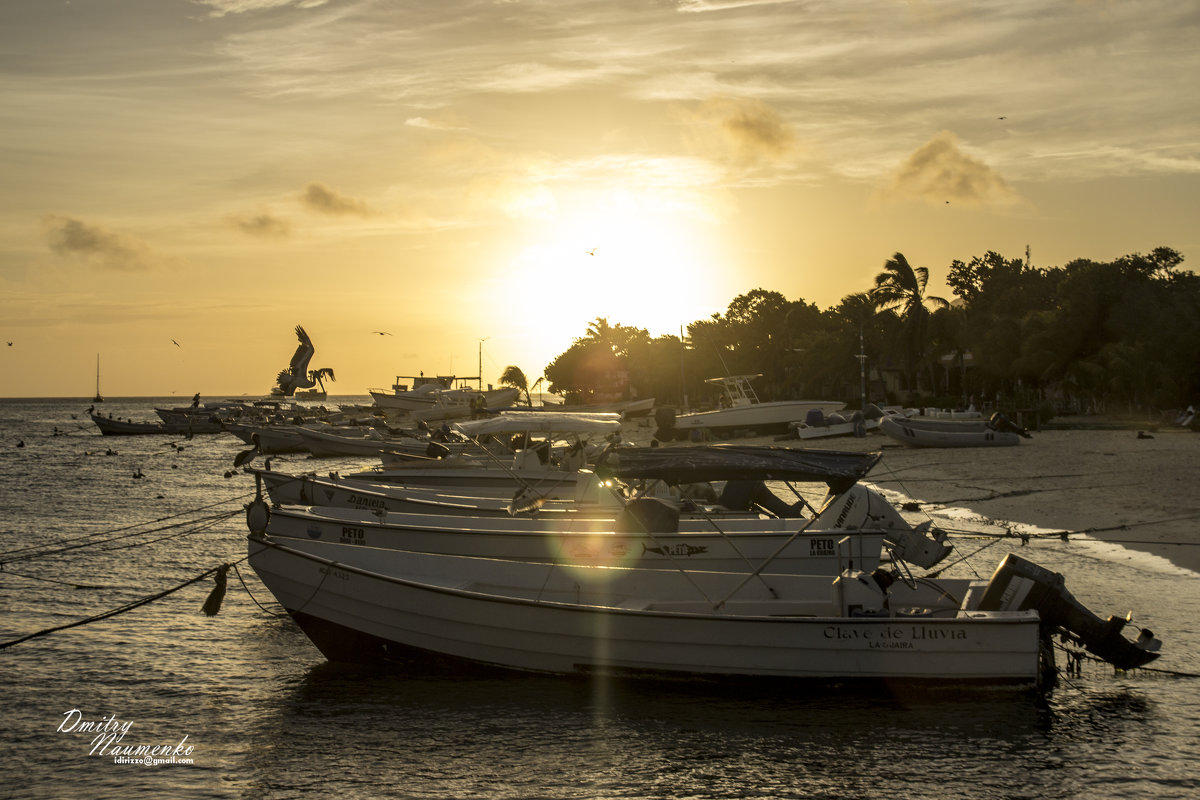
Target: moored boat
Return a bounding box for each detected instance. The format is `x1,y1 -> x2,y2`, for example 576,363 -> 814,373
246,533 -> 1162,684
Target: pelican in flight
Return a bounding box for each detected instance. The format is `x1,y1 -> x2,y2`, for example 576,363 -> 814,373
274,325 -> 316,397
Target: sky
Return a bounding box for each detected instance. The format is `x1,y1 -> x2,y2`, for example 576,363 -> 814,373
1,0 -> 1197,398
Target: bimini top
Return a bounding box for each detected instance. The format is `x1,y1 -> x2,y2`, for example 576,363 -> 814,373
454,410 -> 622,437
595,445 -> 881,493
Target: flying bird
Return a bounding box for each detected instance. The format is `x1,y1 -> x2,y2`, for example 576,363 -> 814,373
274,325 -> 317,397
586,247 -> 598,256
372,331 -> 393,336
997,116 -> 1007,120
172,339 -> 181,347
6,341 -> 12,346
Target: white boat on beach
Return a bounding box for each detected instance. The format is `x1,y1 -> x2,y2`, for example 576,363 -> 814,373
880,413 -> 1031,448
659,375 -> 844,438
247,532 -> 1162,684
787,405 -> 887,440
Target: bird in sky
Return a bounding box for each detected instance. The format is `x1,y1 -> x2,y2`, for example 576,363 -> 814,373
172,339 -> 181,347
586,247 -> 598,256
274,325 -> 317,396
6,341 -> 11,346
372,331 -> 393,336
998,116 -> 1007,120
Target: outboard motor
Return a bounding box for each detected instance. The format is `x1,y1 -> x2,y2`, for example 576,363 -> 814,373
988,412 -> 1032,438
977,553 -> 1162,670
813,484 -> 952,569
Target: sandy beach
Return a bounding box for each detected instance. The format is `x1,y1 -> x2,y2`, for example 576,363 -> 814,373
624,419 -> 1200,575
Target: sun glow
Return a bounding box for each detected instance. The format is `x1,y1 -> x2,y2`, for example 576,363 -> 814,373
496,189 -> 731,353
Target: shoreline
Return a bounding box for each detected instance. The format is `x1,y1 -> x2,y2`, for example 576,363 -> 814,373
622,420 -> 1200,575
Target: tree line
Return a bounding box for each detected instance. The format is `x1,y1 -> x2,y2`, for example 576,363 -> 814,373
502,246 -> 1198,419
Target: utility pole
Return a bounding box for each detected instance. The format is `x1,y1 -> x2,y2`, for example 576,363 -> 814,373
855,324 -> 867,410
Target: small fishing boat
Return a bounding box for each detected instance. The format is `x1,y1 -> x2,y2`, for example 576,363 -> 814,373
879,413 -> 1031,448
657,375 -> 844,439
248,444 -> 954,574
247,533 -> 1162,685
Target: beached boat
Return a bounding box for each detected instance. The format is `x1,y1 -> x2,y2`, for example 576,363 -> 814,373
246,531 -> 1161,684
880,413 -> 1030,448
658,375 -> 844,439
787,406 -> 885,440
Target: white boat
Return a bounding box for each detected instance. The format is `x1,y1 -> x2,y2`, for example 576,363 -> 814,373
787,405 -> 885,440
250,445 -> 955,574
225,423 -> 309,455
661,375 -> 844,438
369,374 -> 520,413
880,413 -> 1030,448
246,534 -> 1162,684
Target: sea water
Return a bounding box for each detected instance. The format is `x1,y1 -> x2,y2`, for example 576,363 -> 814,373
2,398 -> 1199,800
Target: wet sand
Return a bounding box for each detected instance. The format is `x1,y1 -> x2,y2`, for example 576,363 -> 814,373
624,420 -> 1200,574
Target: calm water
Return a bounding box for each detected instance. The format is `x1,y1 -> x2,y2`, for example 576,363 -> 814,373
2,398 -> 1199,800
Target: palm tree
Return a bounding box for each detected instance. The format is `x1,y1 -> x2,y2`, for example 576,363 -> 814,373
872,252 -> 948,397
307,368 -> 336,393
499,365 -> 532,405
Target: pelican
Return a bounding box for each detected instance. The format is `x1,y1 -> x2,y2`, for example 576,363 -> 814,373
234,432 -> 261,468
274,325 -> 316,397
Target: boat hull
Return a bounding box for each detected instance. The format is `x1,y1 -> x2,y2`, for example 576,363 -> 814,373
880,415 -> 1022,448
672,401 -> 846,436
259,503 -> 890,573
247,535 -> 1042,682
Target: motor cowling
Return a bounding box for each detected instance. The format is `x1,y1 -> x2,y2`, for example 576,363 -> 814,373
977,553 -> 1162,670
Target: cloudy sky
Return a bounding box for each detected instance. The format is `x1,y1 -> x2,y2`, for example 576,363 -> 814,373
2,0 -> 1196,397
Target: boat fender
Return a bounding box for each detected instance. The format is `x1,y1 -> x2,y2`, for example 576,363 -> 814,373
851,410 -> 866,438
805,408 -> 825,427
246,496 -> 271,534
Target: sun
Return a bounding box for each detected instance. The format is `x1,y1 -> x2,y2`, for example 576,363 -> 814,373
503,188 -> 731,345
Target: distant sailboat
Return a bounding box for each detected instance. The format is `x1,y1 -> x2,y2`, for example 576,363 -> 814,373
93,354 -> 104,403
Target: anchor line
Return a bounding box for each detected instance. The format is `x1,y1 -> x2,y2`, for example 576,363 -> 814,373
0,560 -> 244,650
0,494 -> 253,565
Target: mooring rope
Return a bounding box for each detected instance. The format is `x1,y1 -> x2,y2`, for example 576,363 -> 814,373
0,561 -> 238,650
0,494 -> 252,566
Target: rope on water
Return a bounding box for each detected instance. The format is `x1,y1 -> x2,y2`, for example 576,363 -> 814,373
0,562 -> 238,650
0,502 -> 249,566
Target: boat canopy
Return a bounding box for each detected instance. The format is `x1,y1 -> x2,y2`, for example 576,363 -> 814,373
595,445 -> 881,492
453,410 -> 622,437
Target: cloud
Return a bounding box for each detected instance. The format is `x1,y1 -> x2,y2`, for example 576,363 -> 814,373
300,182 -> 373,216
678,97 -> 796,168
190,0 -> 331,18
885,131 -> 1018,206
43,215 -> 153,271
231,212 -> 291,237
